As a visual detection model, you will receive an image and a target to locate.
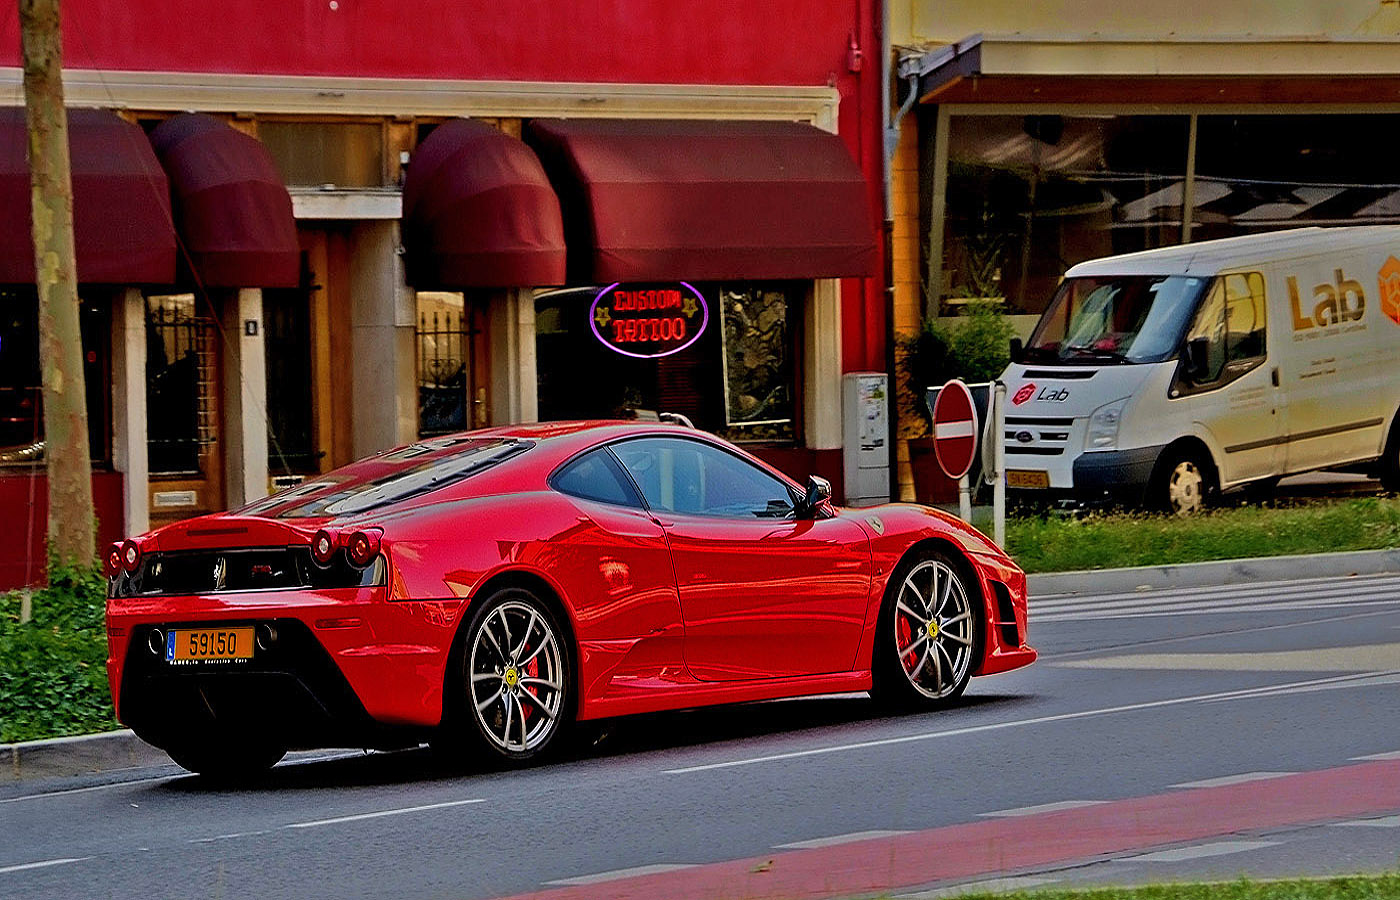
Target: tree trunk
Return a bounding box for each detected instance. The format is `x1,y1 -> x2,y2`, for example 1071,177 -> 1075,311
21,0 -> 96,569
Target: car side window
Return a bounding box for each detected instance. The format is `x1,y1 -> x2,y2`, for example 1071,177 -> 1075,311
611,437 -> 795,519
1183,272 -> 1267,388
551,448 -> 644,508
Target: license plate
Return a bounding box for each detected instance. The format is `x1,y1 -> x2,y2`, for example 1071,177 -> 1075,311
166,627 -> 255,664
1006,469 -> 1050,489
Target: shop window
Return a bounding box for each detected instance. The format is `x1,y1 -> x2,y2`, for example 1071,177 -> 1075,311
416,292 -> 481,437
258,121 -> 385,188
264,260 -> 318,476
145,294 -> 217,476
939,114 -> 1190,315
535,283 -> 802,444
0,288 -> 110,467
1193,115 -> 1400,240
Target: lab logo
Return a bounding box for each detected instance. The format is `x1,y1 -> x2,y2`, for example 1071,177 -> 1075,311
1012,383 -> 1036,406
1288,268 -> 1365,331
1379,256 -> 1400,326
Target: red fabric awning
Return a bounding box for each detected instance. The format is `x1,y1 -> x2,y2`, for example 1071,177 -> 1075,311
526,119 -> 877,283
0,107 -> 175,285
149,114 -> 299,289
402,119 -> 566,288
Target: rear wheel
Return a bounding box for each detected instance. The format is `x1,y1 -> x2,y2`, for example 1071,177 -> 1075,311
1381,428 -> 1400,493
440,588 -> 574,766
164,736 -> 286,780
871,549 -> 981,710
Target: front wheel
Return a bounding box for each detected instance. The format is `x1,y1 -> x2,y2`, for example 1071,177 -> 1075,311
1153,448 -> 1215,516
441,588 -> 574,766
871,550 -> 981,710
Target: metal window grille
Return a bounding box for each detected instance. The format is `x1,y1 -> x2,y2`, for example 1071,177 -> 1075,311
146,298 -> 217,475
416,304 -> 477,437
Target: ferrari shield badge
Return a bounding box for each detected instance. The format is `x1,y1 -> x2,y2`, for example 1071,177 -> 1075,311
864,515 -> 885,535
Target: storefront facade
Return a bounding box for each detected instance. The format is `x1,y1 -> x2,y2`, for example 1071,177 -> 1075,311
887,1 -> 1400,499
0,1 -> 885,588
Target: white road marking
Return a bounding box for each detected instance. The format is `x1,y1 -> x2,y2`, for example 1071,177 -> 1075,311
1130,840 -> 1279,862
1171,772 -> 1294,789
544,863 -> 697,886
1036,573 -> 1400,606
980,800 -> 1108,818
285,797 -> 485,829
1033,575 -> 1400,623
189,830 -> 272,844
0,857 -> 91,875
1352,750 -> 1400,761
0,776 -> 168,805
774,830 -> 911,849
1330,814 -> 1400,827
895,875 -> 1061,898
664,670 -> 1392,775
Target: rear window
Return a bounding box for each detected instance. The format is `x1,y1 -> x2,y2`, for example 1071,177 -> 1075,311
237,438 -> 530,519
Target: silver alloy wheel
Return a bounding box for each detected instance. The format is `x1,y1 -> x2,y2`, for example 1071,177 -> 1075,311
1167,459 -> 1205,515
892,559 -> 974,699
468,599 -> 565,753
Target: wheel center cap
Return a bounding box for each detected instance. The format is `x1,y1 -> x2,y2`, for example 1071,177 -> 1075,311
503,667 -> 519,688
926,621 -> 939,639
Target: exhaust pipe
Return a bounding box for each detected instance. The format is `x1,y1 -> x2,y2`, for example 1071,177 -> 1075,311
147,628 -> 165,657
257,623 -> 278,652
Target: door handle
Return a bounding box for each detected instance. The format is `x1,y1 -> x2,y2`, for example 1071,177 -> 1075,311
1271,367 -> 1280,387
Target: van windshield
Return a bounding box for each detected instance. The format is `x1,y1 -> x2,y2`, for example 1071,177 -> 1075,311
1025,275 -> 1210,365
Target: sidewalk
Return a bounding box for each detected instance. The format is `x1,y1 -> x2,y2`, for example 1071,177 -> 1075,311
7,547 -> 1399,784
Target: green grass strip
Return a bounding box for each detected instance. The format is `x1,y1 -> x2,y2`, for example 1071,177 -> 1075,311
1005,497 -> 1400,574
947,873 -> 1400,900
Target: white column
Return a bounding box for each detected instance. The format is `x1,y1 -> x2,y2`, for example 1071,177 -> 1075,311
110,288 -> 148,536
221,288 -> 269,507
350,221 -> 417,456
487,288 -> 538,426
806,278 -> 843,450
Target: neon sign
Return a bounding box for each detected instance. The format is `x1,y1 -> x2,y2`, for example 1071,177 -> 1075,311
589,282 -> 709,359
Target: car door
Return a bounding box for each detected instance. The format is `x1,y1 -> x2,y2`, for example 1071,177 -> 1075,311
611,436 -> 872,682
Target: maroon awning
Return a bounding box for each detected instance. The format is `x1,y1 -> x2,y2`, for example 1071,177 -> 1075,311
149,114 -> 299,288
402,119 -> 566,289
0,107 -> 175,285
526,119 -> 877,283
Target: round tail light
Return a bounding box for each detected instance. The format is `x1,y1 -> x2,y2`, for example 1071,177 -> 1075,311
311,529 -> 338,567
120,539 -> 142,573
105,542 -> 124,578
346,529 -> 382,568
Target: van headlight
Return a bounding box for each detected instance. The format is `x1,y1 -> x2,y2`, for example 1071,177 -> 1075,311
1085,398 -> 1128,451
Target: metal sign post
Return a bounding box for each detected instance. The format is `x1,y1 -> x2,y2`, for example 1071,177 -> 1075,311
980,380 -> 1007,546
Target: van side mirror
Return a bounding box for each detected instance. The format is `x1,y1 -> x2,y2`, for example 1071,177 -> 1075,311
1182,336 -> 1210,382
1009,337 -> 1024,365
797,475 -> 832,518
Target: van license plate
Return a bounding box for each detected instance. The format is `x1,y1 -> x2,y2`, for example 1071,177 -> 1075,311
166,627 -> 255,664
1006,469 -> 1050,489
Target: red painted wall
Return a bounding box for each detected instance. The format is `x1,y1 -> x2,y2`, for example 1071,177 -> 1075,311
0,471 -> 125,589
0,0 -> 888,373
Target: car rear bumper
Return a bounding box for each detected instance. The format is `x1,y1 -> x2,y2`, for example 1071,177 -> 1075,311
106,588 -> 467,749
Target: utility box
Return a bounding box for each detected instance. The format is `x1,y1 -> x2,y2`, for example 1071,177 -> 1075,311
842,372 -> 890,507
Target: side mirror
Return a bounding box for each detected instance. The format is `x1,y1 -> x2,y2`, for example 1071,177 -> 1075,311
1009,337 -> 1024,365
797,475 -> 832,518
1182,336 -> 1210,382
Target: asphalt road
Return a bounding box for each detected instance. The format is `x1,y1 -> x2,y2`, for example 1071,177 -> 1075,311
5,570 -> 1400,900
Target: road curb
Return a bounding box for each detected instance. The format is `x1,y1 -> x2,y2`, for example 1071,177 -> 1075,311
1027,547 -> 1400,597
1,729 -> 169,784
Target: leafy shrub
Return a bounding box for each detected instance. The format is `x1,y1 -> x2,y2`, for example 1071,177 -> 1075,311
905,298 -> 1017,419
0,565 -> 116,743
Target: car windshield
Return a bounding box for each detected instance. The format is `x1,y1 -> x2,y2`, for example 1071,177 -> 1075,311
236,437 -> 530,519
1025,275 -> 1210,365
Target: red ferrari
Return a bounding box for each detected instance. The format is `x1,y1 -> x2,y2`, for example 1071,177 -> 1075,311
105,422 -> 1035,776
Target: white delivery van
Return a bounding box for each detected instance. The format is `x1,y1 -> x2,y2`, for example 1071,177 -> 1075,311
1001,227 -> 1400,513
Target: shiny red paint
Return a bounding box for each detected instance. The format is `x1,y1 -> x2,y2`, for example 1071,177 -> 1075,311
105,422 -> 1035,753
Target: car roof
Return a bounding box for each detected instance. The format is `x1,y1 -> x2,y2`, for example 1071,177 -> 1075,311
1065,225 -> 1400,278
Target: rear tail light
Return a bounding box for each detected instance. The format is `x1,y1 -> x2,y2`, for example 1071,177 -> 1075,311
120,539 -> 142,574
105,542 -> 123,578
346,529 -> 382,568
311,528 -> 339,567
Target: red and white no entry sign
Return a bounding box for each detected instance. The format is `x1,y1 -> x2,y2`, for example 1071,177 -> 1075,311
932,379 -> 978,479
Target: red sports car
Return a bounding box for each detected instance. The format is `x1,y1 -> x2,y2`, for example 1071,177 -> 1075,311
105,422 -> 1035,776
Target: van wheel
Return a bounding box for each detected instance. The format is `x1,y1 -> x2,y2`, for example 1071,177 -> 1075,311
1154,448 -> 1215,516
1381,436 -> 1400,493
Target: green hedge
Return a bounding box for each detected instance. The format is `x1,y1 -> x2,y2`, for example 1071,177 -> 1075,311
0,566 -> 117,743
